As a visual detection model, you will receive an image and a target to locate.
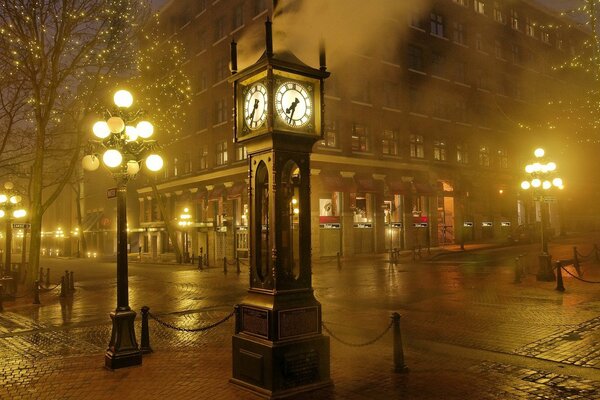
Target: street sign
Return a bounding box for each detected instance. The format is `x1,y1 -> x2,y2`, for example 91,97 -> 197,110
12,223 -> 30,229
107,187 -> 117,199
543,195 -> 557,203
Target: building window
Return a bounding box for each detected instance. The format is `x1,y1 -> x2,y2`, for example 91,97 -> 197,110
453,0 -> 466,6
216,141 -> 228,166
410,134 -> 425,159
457,144 -> 469,164
453,22 -> 466,45
476,69 -> 489,90
430,13 -> 445,37
525,18 -> 535,37
232,4 -> 244,30
493,2 -> 505,23
433,139 -> 447,161
511,44 -> 521,64
214,16 -> 225,42
478,145 -> 490,167
237,145 -> 248,161
474,0 -> 485,14
173,157 -> 179,176
382,129 -> 399,156
410,11 -> 426,30
197,30 -> 207,52
455,61 -> 467,83
432,99 -> 449,119
475,33 -> 485,51
183,153 -> 192,174
409,85 -> 425,114
351,123 -> 370,152
214,98 -> 228,124
355,82 -> 371,104
350,193 -> 373,223
510,9 -> 519,30
197,70 -> 207,92
320,121 -> 338,149
383,82 -> 400,108
431,51 -> 446,77
494,40 -> 503,59
497,148 -> 508,168
214,56 -> 229,82
199,145 -> 209,170
196,0 -> 207,14
541,31 -> 550,44
407,44 -> 424,71
455,97 -> 467,122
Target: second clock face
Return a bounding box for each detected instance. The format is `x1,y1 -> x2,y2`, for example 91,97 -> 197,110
244,83 -> 268,130
275,81 -> 312,127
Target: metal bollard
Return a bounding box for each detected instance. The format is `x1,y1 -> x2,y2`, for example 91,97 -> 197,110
39,267 -> 44,282
337,252 -> 342,271
140,306 -> 153,354
204,253 -> 208,266
392,312 -> 409,373
33,280 -> 40,305
60,276 -> 66,298
69,271 -> 75,291
223,257 -> 228,274
236,257 -> 240,274
573,247 -> 582,277
45,268 -> 50,287
514,257 -> 522,284
555,261 -> 565,292
198,254 -> 203,270
191,253 -> 195,265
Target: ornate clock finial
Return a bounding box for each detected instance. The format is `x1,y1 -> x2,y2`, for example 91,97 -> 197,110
230,39 -> 238,74
265,17 -> 273,58
319,39 -> 327,72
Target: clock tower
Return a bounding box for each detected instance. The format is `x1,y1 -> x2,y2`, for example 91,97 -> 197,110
229,19 -> 331,398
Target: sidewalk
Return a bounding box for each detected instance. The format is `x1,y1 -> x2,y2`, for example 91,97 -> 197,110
1,234 -> 600,399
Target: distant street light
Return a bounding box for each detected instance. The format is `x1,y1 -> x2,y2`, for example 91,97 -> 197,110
82,89 -> 163,369
178,207 -> 192,263
521,148 -> 564,281
0,182 -> 27,295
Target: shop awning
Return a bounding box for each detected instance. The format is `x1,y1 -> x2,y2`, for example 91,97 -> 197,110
413,182 -> 437,195
82,211 -> 103,232
208,186 -> 226,201
386,180 -> 412,194
227,182 -> 247,199
354,176 -> 378,193
319,173 -> 355,193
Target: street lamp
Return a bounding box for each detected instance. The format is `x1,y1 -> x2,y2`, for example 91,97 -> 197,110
72,227 -> 80,258
55,227 -> 64,256
178,207 -> 192,263
0,182 -> 27,288
520,147 -> 564,281
82,89 -> 163,369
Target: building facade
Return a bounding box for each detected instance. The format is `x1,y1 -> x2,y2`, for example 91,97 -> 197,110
118,0 -> 585,264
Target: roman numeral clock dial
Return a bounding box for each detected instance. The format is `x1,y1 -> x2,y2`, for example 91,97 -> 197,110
275,81 -> 312,128
243,82 -> 268,130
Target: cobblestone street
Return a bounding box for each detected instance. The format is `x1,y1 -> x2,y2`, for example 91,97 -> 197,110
1,234 -> 600,399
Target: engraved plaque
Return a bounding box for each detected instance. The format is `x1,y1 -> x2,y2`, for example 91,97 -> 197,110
242,307 -> 269,338
279,307 -> 319,339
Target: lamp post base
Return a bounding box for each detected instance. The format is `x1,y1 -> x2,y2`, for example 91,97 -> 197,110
105,309 -> 142,369
536,253 -> 554,282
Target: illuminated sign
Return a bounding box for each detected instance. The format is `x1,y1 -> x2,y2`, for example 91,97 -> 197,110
482,222 -> 493,227
320,223 -> 341,229
413,223 -> 428,228
391,222 -> 403,228
463,222 -> 473,227
501,221 -> 511,227
353,223 -> 372,228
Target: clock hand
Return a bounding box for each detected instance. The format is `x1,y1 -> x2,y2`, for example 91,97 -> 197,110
285,97 -> 299,123
248,98 -> 259,125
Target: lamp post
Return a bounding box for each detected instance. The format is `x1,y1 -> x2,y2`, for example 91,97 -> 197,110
178,207 -> 192,263
72,227 -> 80,258
0,182 -> 27,284
55,227 -> 64,257
520,148 -> 564,281
82,89 -> 163,369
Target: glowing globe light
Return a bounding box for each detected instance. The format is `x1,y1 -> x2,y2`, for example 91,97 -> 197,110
126,160 -> 140,176
542,180 -> 552,190
532,162 -> 542,172
125,126 -> 138,142
4,182 -> 13,190
92,121 -> 110,139
107,116 -> 125,133
9,195 -> 21,204
525,164 -> 534,173
13,209 -> 26,218
136,121 -> 154,138
145,154 -> 163,172
0,194 -> 7,203
0,210 -> 4,218
114,90 -> 133,108
534,148 -> 545,158
82,155 -> 100,171
531,178 -> 541,188
103,149 -> 123,168
552,177 -> 563,187
546,162 -> 557,171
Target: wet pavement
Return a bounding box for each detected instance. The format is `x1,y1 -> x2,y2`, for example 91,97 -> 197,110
1,234 -> 600,399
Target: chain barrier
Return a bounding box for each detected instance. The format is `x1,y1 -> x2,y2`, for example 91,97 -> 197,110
561,265 -> 600,284
224,257 -> 238,266
148,308 -> 235,333
38,282 -> 61,292
574,247 -> 596,261
321,319 -> 393,347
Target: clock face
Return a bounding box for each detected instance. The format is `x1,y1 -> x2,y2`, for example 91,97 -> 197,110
275,81 -> 312,127
244,83 -> 268,130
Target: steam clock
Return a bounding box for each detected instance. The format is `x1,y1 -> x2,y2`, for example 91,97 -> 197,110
229,20 -> 331,398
